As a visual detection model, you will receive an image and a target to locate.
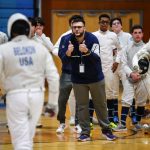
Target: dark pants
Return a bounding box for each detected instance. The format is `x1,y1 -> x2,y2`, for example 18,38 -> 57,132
73,80 -> 110,135
57,73 -> 73,123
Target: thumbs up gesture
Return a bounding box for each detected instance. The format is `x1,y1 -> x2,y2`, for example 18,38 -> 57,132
79,41 -> 88,53
66,41 -> 74,56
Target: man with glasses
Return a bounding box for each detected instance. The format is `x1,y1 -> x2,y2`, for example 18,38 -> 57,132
93,14 -> 122,127
56,15 -> 97,134
59,16 -> 116,141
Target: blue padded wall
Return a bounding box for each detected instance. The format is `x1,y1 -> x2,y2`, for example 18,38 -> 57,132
0,0 -> 34,34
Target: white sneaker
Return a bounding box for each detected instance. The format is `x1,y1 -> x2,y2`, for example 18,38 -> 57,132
143,124 -> 150,134
69,116 -> 75,126
36,123 -> 43,128
74,124 -> 82,134
56,123 -> 65,134
92,117 -> 98,124
133,123 -> 143,131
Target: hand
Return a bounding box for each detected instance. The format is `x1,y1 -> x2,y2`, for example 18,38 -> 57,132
130,72 -> 141,82
66,41 -> 74,57
35,29 -> 43,36
79,41 -> 88,53
111,62 -> 119,73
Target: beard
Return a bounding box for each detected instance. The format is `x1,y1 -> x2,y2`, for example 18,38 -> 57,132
74,31 -> 85,38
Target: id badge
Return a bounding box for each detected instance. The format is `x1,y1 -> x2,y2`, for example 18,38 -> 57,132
79,64 -> 85,73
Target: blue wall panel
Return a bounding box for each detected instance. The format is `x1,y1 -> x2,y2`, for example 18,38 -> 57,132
0,0 -> 34,8
0,9 -> 34,18
0,0 -> 34,34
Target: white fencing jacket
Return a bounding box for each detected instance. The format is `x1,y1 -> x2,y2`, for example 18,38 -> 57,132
93,30 -> 122,73
0,31 -> 8,44
122,40 -> 145,77
0,35 -> 59,105
33,33 -> 54,53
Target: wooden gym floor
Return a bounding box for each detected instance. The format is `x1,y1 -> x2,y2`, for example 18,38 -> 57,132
0,102 -> 150,150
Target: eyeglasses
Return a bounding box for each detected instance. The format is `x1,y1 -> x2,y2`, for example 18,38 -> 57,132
72,26 -> 84,29
99,21 -> 110,25
112,22 -> 120,25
